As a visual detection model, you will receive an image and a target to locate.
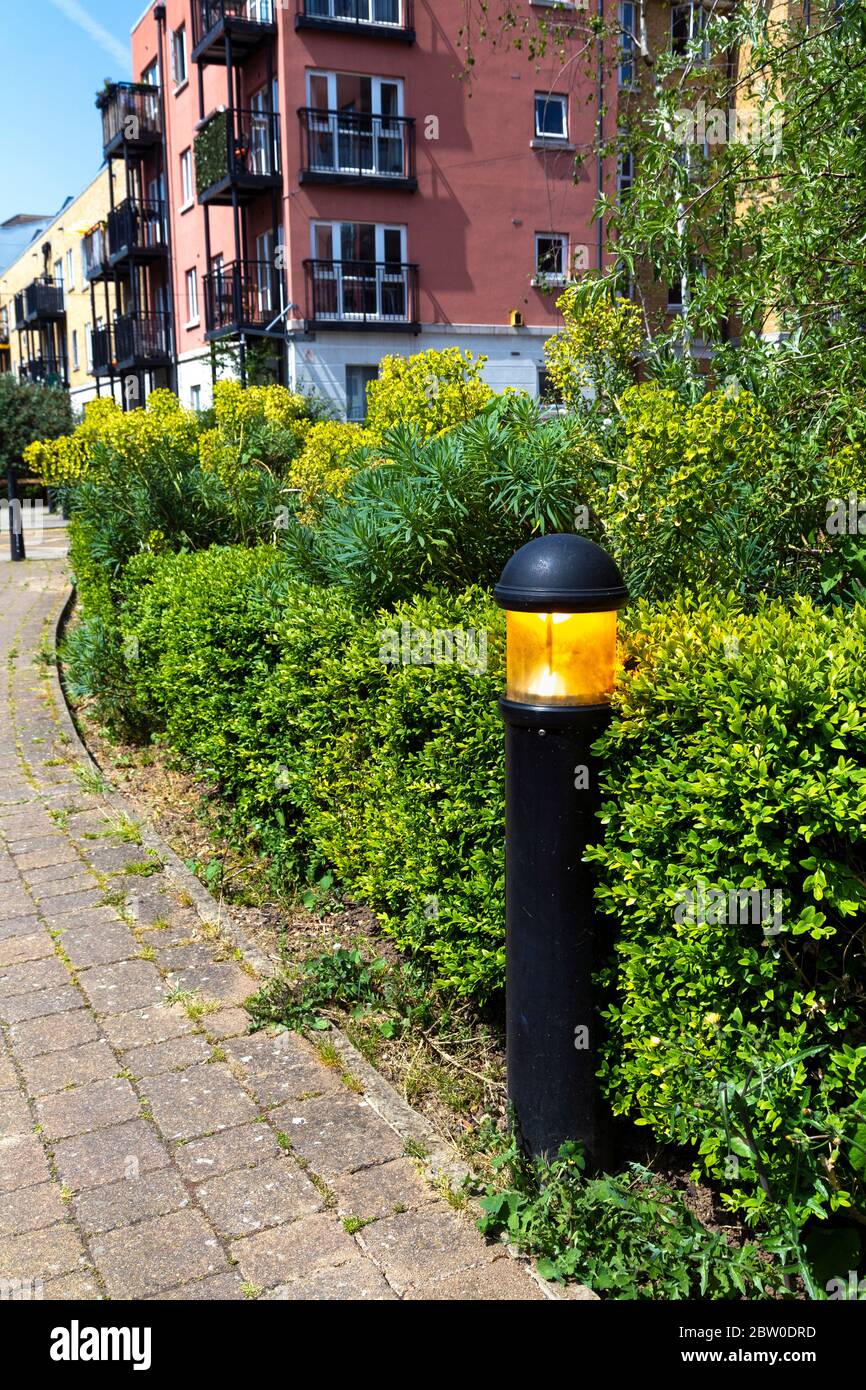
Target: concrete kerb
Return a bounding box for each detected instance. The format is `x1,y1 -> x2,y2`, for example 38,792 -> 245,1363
51,585 -> 595,1303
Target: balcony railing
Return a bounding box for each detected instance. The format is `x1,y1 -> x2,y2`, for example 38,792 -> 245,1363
107,199 -> 168,263
192,0 -> 277,58
304,258 -> 419,328
98,82 -> 162,158
296,0 -> 415,39
299,109 -> 416,186
91,325 -> 113,376
23,279 -> 65,323
113,312 -> 172,368
83,225 -> 110,281
195,107 -> 282,203
203,259 -> 285,335
22,357 -> 65,385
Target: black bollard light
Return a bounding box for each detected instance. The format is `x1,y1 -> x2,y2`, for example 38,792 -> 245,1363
6,466 -> 26,562
494,534 -> 627,1164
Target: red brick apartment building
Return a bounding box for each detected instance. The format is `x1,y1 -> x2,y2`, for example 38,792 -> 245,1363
93,0 -> 616,417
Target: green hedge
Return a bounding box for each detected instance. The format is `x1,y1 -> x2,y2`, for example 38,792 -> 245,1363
79,546 -> 508,1000
589,594 -> 866,1226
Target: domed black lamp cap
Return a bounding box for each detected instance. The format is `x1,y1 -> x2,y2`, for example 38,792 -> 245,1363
494,534 -> 628,613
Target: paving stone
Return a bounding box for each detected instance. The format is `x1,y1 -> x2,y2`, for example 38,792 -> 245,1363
0,1058 -> 16,1090
7,833 -> 69,856
9,1009 -> 99,1058
333,1159 -> 439,1221
151,1272 -> 245,1301
21,1040 -> 120,1098
0,985 -> 84,1025
41,1270 -> 102,1299
161,943 -> 254,1005
0,932 -> 54,967
91,1209 -> 227,1298
270,1094 -> 403,1181
24,861 -> 99,889
0,1182 -> 66,1237
141,1064 -> 259,1141
224,1032 -> 342,1107
204,1007 -> 252,1041
196,1157 -> 322,1237
36,1077 -> 140,1141
13,848 -> 82,874
232,1212 -> 358,1288
0,891 -> 38,921
0,1088 -> 33,1137
79,960 -> 165,1015
264,1261 -> 398,1301
58,921 -> 138,969
0,954 -> 69,999
173,1123 -> 282,1183
52,1119 -> 170,1191
356,1207 -> 497,1294
73,1169 -> 190,1234
0,1223 -> 88,1282
123,1034 -> 211,1078
405,1259 -> 546,1301
100,1003 -> 192,1050
0,914 -> 40,941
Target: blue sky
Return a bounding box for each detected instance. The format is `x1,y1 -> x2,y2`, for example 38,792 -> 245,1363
0,0 -> 144,224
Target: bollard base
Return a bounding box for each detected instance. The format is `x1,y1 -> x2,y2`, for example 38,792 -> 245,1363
501,698 -> 612,1167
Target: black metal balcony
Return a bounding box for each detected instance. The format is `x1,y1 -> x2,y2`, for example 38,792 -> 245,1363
107,199 -> 168,266
23,279 -> 65,324
299,109 -> 416,188
91,325 -> 114,377
97,82 -> 162,160
83,225 -> 110,281
195,107 -> 282,205
192,1 -> 277,65
295,0 -> 415,41
22,357 -> 65,386
304,258 -> 419,331
203,259 -> 286,338
113,312 -> 172,371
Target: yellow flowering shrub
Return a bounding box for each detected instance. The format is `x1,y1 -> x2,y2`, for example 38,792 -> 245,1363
365,348 -> 494,439
25,390 -> 198,485
289,420 -> 378,518
544,289 -> 643,409
212,380 -> 310,452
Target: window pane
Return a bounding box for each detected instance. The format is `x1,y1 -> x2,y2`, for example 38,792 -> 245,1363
535,96 -> 566,137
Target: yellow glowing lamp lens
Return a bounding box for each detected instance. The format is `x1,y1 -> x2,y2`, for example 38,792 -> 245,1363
505,610 -> 618,706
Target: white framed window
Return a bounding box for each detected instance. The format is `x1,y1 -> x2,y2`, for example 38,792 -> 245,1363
534,93 -> 568,140
71,330 -> 79,372
65,248 -> 75,292
617,148 -> 634,198
345,365 -> 378,422
310,221 -> 409,321
534,233 -> 568,282
86,326 -> 93,371
305,70 -> 405,176
190,384 -> 202,412
671,4 -> 708,61
306,0 -> 402,24
619,1 -> 636,87
53,257 -> 63,286
171,26 -> 188,86
185,267 -> 199,325
142,59 -> 159,86
180,148 -> 194,207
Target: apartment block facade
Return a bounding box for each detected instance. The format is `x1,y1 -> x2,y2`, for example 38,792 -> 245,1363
0,171 -> 123,411
97,0 -> 615,417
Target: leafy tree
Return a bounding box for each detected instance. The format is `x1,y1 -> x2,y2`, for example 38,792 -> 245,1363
0,374 -> 73,475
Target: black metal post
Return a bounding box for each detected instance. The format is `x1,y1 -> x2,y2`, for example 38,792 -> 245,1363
502,700 -> 611,1164
7,466 -> 26,562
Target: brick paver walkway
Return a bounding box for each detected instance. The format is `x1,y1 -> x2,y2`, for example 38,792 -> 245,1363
0,550 -> 547,1301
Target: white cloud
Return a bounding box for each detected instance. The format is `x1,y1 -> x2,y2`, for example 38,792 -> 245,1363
49,0 -> 130,70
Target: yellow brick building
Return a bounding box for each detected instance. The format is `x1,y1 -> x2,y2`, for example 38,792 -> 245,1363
0,168 -> 121,412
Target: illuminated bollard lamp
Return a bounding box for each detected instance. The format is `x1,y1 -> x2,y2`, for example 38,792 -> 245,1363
494,534 -> 627,1163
